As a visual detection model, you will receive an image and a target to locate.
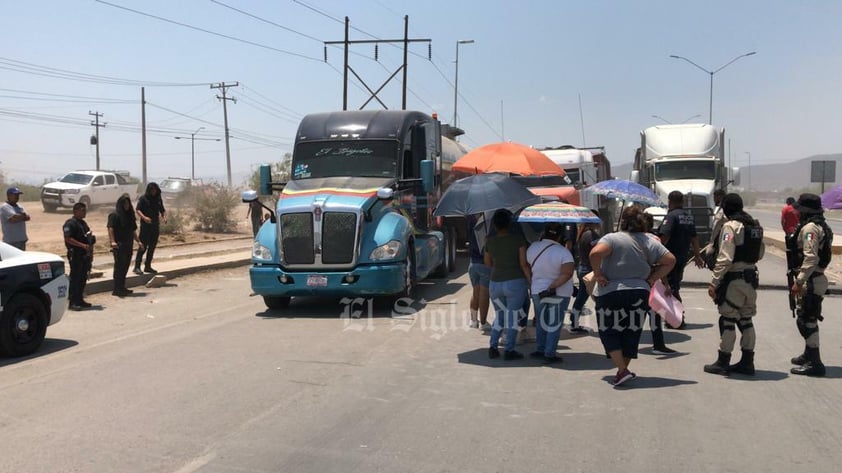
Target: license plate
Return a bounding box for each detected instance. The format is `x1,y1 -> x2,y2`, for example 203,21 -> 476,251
306,275 -> 328,287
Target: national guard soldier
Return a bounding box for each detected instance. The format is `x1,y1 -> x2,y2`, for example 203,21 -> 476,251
704,193 -> 765,375
788,193 -> 831,377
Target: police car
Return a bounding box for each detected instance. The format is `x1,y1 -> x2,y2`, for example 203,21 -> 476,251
0,242 -> 68,357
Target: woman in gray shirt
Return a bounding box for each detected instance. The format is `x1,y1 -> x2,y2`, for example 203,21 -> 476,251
589,205 -> 676,386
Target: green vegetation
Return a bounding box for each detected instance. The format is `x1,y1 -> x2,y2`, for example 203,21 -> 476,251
191,183 -> 240,233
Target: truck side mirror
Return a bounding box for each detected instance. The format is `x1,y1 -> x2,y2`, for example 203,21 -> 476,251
730,167 -> 741,186
420,159 -> 434,193
241,190 -> 258,202
259,164 -> 272,196
630,170 -> 640,183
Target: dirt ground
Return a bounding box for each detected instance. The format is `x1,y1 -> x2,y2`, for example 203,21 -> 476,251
13,200 -> 254,257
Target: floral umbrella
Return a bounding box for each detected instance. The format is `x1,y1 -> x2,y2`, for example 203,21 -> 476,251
585,179 -> 662,207
516,202 -> 601,224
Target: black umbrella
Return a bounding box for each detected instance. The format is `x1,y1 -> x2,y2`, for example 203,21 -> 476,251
433,173 -> 540,216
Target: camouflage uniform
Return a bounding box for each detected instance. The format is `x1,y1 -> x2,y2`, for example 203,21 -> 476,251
790,203 -> 831,377
704,194 -> 764,376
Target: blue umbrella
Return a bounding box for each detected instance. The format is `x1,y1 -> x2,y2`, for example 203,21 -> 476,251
585,179 -> 662,207
433,173 -> 540,216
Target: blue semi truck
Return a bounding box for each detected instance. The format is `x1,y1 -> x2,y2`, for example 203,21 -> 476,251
244,110 -> 466,310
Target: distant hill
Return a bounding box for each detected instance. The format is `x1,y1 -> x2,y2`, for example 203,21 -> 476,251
605,154 -> 842,193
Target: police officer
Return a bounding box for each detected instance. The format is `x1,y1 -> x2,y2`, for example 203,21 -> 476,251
704,193 -> 765,375
788,193 -> 831,377
63,202 -> 94,310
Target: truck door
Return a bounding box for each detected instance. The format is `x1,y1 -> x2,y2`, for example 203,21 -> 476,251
104,174 -> 118,202
91,175 -> 105,202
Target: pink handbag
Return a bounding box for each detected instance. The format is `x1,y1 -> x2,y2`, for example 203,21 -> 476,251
648,280 -> 684,328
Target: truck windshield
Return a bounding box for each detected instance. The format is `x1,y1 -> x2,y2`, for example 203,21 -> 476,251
292,141 -> 398,179
58,173 -> 93,185
654,161 -> 716,181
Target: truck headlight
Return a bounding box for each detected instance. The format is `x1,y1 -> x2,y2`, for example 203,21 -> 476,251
370,240 -> 402,261
253,241 -> 272,260
64,189 -> 80,194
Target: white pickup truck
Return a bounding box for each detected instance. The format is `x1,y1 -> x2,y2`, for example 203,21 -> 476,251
40,170 -> 139,212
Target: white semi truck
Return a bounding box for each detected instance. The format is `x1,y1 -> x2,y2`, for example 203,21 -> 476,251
630,124 -> 738,245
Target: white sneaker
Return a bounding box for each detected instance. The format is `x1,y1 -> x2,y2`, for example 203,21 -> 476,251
469,320 -> 479,329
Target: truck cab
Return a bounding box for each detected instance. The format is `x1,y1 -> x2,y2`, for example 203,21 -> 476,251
631,124 -> 736,245
246,110 -> 456,310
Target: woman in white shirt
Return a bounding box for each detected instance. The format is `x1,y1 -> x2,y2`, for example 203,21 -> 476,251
526,223 -> 575,363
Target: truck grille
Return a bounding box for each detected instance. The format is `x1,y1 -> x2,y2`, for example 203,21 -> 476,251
281,213 -> 314,264
322,212 -> 357,264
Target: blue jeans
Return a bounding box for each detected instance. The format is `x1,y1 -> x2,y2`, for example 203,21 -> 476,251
532,294 -> 571,356
489,278 -> 529,352
571,265 -> 592,322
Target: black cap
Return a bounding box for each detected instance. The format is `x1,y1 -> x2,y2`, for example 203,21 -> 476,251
795,193 -> 822,214
721,193 -> 744,217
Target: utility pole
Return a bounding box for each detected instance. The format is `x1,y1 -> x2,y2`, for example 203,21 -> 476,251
141,87 -> 147,185
324,16 -> 430,110
89,111 -> 105,170
211,82 -> 238,187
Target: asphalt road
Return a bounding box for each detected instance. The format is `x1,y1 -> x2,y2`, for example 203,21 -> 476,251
1,259 -> 841,473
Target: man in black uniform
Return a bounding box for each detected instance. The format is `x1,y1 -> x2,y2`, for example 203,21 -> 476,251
788,193 -> 832,377
659,190 -> 704,328
63,202 -> 94,310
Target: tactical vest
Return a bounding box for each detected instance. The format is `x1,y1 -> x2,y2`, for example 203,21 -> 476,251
790,217 -> 833,269
730,212 -> 764,264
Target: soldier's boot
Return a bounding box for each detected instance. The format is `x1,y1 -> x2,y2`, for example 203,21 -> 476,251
703,350 -> 731,375
728,349 -> 755,375
791,347 -> 826,377
791,346 -> 808,366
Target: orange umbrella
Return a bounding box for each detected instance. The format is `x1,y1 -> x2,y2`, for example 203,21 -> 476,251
452,142 -> 566,176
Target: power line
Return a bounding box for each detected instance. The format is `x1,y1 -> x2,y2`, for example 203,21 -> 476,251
95,0 -> 323,62
0,87 -> 136,102
0,56 -> 207,87
209,0 -> 323,43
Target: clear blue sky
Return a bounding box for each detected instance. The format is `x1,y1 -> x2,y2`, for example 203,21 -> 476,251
2,0 -> 841,185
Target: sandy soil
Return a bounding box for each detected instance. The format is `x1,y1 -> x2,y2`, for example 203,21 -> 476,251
12,200 -> 254,256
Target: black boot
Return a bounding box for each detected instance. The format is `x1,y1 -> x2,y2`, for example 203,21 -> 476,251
704,350 -> 731,375
791,347 -> 826,377
791,346 -> 808,366
728,349 -> 755,375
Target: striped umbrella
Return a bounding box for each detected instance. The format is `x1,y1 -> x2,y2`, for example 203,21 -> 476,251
516,202 -> 601,223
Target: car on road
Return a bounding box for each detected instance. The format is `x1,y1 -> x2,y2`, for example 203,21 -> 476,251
160,177 -> 202,205
0,243 -> 68,357
40,170 -> 138,212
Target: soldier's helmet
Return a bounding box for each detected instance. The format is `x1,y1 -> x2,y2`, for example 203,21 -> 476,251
795,193 -> 823,214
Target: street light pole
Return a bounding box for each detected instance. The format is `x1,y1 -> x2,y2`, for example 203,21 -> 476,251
669,51 -> 756,124
745,151 -> 751,192
453,39 -> 474,128
174,127 -> 219,180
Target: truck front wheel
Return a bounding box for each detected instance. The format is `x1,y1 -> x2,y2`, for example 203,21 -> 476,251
42,202 -> 58,213
79,196 -> 91,208
0,293 -> 49,357
263,296 -> 291,310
